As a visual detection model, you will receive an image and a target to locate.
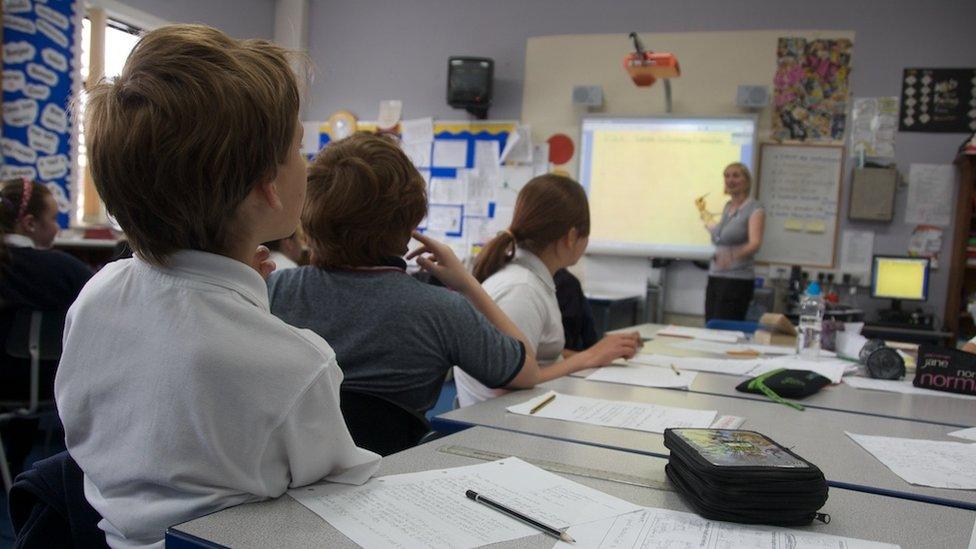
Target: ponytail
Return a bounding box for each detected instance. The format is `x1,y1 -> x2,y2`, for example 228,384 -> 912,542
473,174 -> 589,282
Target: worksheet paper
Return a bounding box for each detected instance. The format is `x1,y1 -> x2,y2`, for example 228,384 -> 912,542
629,354 -> 760,376
585,364 -> 697,389
656,325 -> 745,343
843,377 -> 976,401
400,117 -> 434,144
288,457 -> 641,549
670,339 -> 797,356
905,163 -> 955,226
847,432 -> 976,490
507,391 -> 716,434
555,507 -> 899,549
433,139 -> 469,168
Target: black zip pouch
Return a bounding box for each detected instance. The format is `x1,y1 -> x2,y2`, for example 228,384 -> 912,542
664,428 -> 829,526
735,369 -> 832,410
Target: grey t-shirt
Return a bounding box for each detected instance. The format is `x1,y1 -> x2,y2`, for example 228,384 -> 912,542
267,264 -> 525,413
709,199 -> 764,280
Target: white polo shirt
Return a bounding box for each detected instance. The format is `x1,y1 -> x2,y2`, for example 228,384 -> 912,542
455,248 -> 565,406
55,251 -> 381,549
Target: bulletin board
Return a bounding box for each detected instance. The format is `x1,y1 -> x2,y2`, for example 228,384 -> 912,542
754,143 -> 844,268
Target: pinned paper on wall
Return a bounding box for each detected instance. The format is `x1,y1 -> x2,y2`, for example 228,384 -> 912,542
402,141 -> 431,168
907,225 -> 943,269
474,140 -> 501,174
773,37 -> 853,142
850,97 -> 898,158
433,139 -> 469,168
532,143 -> 550,176
500,125 -> 533,163
784,219 -> 804,231
463,169 -> 497,217
840,230 -> 874,277
427,204 -> 463,235
804,220 -> 826,233
400,117 -> 434,144
905,163 -> 955,226
430,176 -> 468,205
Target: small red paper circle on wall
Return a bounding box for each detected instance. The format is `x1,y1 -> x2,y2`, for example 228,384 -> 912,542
547,134 -> 574,165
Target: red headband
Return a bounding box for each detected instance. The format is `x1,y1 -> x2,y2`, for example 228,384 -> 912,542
16,177 -> 33,222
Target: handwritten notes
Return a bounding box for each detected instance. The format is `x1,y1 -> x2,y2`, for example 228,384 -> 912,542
586,364 -> 696,389
655,325 -> 744,343
847,432 -> 976,490
289,457 -> 641,549
508,391 -> 716,434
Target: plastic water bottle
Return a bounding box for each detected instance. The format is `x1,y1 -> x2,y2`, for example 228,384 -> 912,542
797,281 -> 824,357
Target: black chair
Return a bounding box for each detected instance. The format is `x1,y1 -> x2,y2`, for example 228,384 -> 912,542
9,451 -> 108,548
2,310 -> 63,492
339,388 -> 433,456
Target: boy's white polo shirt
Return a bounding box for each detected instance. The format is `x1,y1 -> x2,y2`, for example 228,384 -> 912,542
55,250 -> 380,548
455,247 -> 565,407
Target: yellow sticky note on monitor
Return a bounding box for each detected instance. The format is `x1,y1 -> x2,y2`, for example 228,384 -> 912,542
873,257 -> 928,300
784,219 -> 804,231
805,220 -> 826,233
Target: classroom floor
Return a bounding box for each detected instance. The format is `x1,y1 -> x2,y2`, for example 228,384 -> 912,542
0,378 -> 458,547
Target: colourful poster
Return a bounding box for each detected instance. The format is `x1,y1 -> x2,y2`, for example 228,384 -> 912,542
773,37 -> 853,142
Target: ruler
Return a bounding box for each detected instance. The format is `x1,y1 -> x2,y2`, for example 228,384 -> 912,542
437,444 -> 672,491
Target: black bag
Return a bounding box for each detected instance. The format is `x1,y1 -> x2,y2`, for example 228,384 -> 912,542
664,428 -> 829,526
735,369 -> 832,410
915,345 -> 976,396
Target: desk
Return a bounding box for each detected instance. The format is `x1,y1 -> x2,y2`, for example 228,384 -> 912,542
861,324 -> 954,346
436,376 -> 976,510
587,325 -> 976,428
167,427 -> 976,549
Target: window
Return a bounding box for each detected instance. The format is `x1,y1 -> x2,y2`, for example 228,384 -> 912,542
75,12 -> 141,226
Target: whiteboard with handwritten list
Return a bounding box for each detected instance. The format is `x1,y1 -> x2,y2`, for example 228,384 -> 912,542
755,144 -> 844,268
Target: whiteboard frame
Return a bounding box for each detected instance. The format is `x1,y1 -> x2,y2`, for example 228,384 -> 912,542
580,114 -> 759,260
754,142 -> 845,269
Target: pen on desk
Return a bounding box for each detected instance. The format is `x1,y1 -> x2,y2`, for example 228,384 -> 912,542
465,489 -> 575,543
670,363 -> 681,376
529,393 -> 556,414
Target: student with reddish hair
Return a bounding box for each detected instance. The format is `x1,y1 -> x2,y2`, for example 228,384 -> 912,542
456,175 -> 641,406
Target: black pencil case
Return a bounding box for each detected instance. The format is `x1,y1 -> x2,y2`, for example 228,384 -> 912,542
664,428 -> 829,526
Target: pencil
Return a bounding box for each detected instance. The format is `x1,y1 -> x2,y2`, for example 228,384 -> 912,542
466,489 -> 575,543
670,363 -> 681,376
529,393 -> 556,414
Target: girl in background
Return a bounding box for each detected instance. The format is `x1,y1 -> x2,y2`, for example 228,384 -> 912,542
0,179 -> 92,477
455,174 -> 641,406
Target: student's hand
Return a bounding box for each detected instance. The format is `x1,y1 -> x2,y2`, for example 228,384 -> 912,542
583,331 -> 642,368
407,231 -> 476,292
250,245 -> 276,280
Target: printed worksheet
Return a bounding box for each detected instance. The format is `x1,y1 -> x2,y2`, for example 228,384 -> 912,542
555,507 -> 899,549
655,325 -> 744,343
586,364 -> 697,389
507,391 -> 716,433
289,457 -> 640,549
847,432 -> 976,490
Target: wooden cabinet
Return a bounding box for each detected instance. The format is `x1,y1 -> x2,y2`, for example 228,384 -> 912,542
945,155 -> 976,340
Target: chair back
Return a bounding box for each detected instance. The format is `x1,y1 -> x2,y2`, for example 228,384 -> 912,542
705,319 -> 760,335
339,388 -> 432,456
5,310 -> 64,361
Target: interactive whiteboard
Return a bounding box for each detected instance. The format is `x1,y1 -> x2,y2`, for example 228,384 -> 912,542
578,116 -> 758,259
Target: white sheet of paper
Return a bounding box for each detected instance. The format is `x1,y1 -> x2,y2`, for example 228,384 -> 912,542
556,507 -> 899,549
377,99 -> 402,129
400,117 -> 434,143
508,391 -> 716,434
401,141 -> 432,168
426,204 -> 462,233
746,356 -> 852,384
670,339 -> 796,356
840,230 -> 875,278
843,376 -> 976,401
501,125 -> 533,163
710,415 -> 746,429
474,140 -> 501,173
301,121 -> 323,155
656,325 -> 745,343
429,176 -> 467,204
289,457 -> 641,549
847,432 -> 976,490
585,364 -> 696,389
463,168 -> 496,217
905,163 -> 955,226
629,354 -> 759,376
948,427 -> 976,442
532,143 -> 549,176
433,139 -> 469,168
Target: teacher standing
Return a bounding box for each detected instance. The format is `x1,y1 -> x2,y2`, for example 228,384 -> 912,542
697,162 -> 765,322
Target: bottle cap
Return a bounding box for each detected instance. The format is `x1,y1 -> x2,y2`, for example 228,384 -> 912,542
806,281 -> 822,296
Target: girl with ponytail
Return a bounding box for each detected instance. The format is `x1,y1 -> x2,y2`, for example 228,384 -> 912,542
0,178 -> 92,476
268,132 -> 549,416
456,175 -> 642,406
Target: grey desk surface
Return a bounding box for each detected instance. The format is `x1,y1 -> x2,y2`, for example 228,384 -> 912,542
170,427 -> 976,549
596,324 -> 976,427
437,376 -> 976,509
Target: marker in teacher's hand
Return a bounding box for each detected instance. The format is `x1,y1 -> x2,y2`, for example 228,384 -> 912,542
465,489 -> 575,543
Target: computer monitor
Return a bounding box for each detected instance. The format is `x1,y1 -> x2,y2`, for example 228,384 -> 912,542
870,255 -> 930,311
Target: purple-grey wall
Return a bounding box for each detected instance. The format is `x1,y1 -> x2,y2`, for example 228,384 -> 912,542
118,0 -> 275,38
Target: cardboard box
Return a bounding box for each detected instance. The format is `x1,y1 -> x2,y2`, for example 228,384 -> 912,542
753,329 -> 796,347
758,313 -> 797,336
